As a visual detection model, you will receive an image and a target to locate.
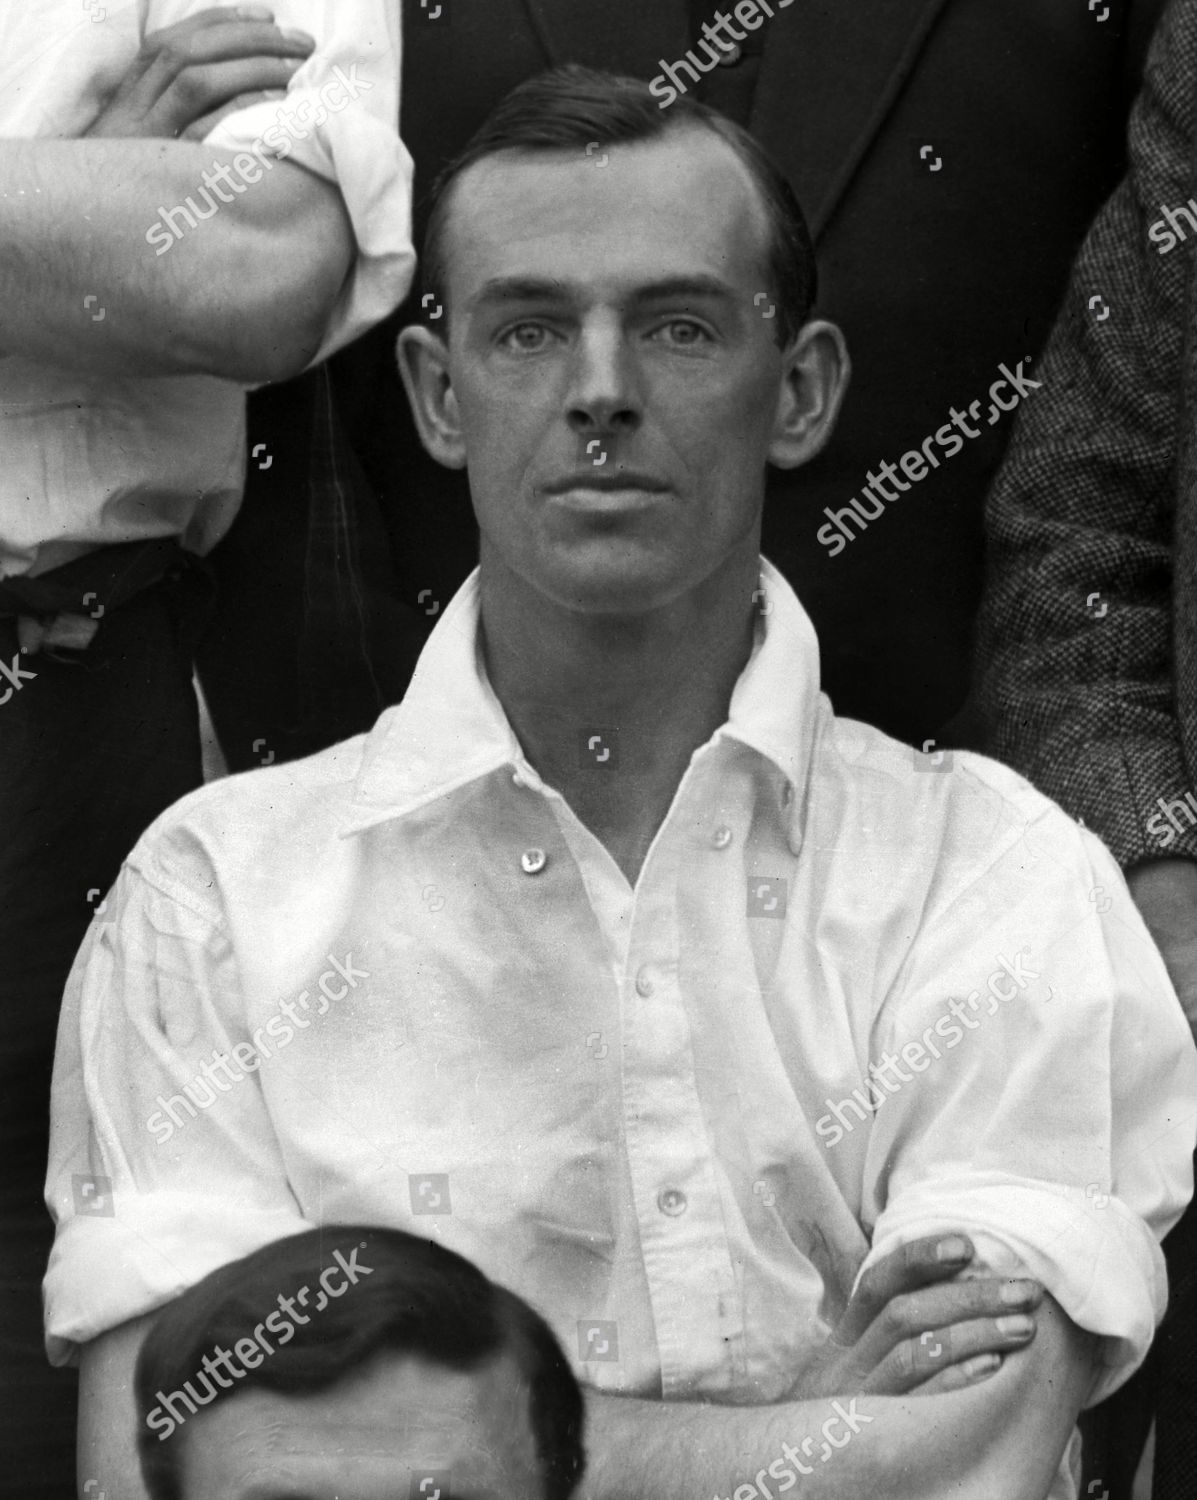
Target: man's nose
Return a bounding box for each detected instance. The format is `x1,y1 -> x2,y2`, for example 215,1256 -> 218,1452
564,324 -> 640,434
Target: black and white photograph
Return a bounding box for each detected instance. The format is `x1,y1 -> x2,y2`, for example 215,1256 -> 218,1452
2,2 -> 1196,1496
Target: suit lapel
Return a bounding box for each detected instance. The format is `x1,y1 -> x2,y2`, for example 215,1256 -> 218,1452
520,0 -> 690,74
751,0 -> 951,240
514,0 -> 951,239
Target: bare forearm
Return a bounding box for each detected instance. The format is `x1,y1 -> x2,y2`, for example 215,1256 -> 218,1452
0,138 -> 351,381
78,1313 -> 155,1500
580,1301 -> 1091,1500
581,1388 -> 1015,1500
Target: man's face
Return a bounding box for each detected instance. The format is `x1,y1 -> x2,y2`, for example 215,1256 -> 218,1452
178,1349 -> 544,1500
437,127 -> 791,614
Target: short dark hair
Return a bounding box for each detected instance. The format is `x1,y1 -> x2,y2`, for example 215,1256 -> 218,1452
422,64 -> 817,348
135,1225 -> 585,1500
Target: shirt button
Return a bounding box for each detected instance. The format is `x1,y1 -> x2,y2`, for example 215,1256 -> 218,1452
658,1187 -> 688,1216
718,41 -> 742,65
520,848 -> 548,875
634,966 -> 654,998
711,825 -> 732,850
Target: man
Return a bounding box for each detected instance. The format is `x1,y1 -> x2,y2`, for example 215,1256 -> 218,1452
199,0 -> 1167,773
132,1225 -> 584,1500
0,5 -> 411,1490
974,0 -> 1197,1493
49,71 -> 1196,1499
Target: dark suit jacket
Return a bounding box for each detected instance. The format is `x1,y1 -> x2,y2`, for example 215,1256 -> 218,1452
976,0 -> 1197,870
199,0 -> 1163,766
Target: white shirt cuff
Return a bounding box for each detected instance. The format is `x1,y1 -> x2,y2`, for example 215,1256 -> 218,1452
859,1177 -> 1169,1404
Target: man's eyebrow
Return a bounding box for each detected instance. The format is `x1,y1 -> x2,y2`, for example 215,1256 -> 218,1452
470,276 -> 572,306
238,1490 -> 320,1500
468,273 -> 738,309
628,274 -> 738,304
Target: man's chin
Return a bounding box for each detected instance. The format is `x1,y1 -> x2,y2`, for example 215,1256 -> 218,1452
538,546 -> 689,616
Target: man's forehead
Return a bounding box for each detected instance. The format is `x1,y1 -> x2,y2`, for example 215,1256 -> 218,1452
443,127 -> 771,293
181,1351 -> 540,1496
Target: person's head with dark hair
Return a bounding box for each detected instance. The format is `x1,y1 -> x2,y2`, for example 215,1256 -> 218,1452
397,64 -> 848,627
421,64 -> 818,349
134,1225 -> 585,1500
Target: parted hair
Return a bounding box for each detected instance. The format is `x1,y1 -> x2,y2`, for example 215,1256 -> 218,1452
135,1224 -> 586,1500
421,63 -> 817,348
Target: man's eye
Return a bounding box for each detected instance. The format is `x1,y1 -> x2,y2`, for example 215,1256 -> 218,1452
498,322 -> 554,352
652,319 -> 712,347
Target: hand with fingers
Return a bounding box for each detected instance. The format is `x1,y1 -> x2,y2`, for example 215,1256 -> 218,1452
81,5 -> 316,141
789,1233 -> 1043,1400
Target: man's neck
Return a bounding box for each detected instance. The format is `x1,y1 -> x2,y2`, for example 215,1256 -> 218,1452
478,546 -> 761,886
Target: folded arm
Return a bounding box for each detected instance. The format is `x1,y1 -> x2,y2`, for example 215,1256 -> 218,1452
581,1293 -> 1095,1500
73,1244 -> 1077,1500
0,137 -> 351,383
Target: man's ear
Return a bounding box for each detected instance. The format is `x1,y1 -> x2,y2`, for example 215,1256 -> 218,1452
768,318 -> 850,470
395,324 -> 467,470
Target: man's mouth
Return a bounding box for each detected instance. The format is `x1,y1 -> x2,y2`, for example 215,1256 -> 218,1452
541,470 -> 669,499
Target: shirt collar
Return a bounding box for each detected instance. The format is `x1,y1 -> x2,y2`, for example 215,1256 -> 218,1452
339,557 -> 824,837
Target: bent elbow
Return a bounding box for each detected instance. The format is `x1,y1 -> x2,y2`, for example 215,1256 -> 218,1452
183,273 -> 346,385
227,312 -> 335,387
183,200 -> 354,384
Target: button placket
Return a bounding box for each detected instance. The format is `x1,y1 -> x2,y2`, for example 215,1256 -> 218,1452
618,814 -> 742,1396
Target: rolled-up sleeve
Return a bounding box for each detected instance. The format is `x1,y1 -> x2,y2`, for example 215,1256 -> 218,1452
197,0 -> 414,362
44,852 -> 312,1365
857,807 -> 1197,1403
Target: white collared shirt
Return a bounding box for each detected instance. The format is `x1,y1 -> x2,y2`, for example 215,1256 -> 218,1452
0,0 -> 413,577
46,562 -> 1197,1498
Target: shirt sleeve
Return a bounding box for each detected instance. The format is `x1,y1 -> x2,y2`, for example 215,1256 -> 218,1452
163,0 -> 415,364
44,851 -> 313,1365
856,797 -> 1197,1404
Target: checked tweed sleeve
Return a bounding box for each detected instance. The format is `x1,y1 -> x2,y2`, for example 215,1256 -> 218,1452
974,0 -> 1197,868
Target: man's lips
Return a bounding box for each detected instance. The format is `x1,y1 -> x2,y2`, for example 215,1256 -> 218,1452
541,471 -> 669,495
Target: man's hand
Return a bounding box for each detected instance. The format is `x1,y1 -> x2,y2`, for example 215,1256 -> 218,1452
82,6 -> 314,142
581,1289 -> 1092,1500
1127,857 -> 1197,1039
787,1233 -> 1042,1401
